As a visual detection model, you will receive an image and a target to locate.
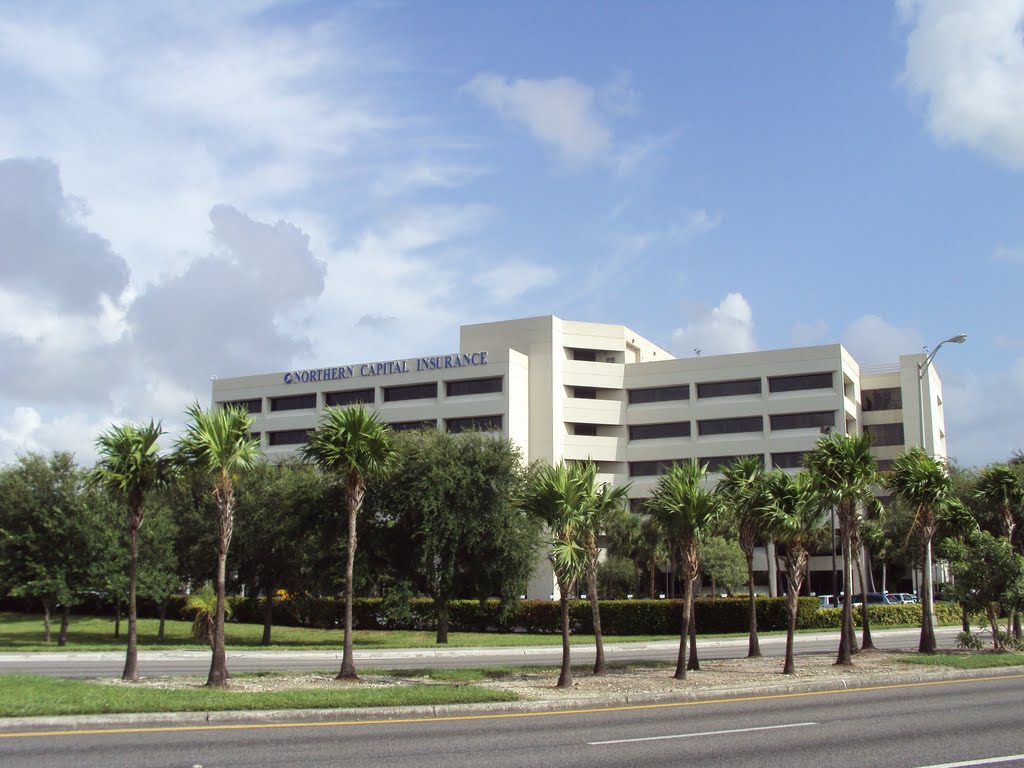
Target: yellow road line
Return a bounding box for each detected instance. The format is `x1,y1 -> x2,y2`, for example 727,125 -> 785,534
2,673 -> 1022,741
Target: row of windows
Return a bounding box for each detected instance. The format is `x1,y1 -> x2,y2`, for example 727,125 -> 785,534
243,377 -> 505,412
262,414 -> 503,444
589,411 -> 839,442
627,371 -> 834,404
624,450 -> 899,477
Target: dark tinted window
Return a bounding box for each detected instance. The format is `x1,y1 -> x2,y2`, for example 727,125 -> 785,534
383,382 -> 438,402
697,379 -> 761,399
771,451 -> 808,469
629,422 -> 691,440
572,423 -> 598,436
628,385 -> 690,404
768,372 -> 833,393
697,416 -> 763,436
268,429 -> 311,446
573,387 -> 597,399
270,394 -> 316,412
770,411 -> 835,431
570,348 -> 598,361
325,388 -> 375,407
629,459 -> 686,477
446,377 -> 503,396
389,420 -> 436,432
446,415 -> 502,433
223,398 -> 261,414
249,431 -> 261,442
864,422 -> 905,447
862,387 -> 903,411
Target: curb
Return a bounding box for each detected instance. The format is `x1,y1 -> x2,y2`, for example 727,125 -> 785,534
2,664 -> 1022,734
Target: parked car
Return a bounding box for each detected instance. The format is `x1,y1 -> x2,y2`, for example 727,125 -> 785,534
890,593 -> 917,604
851,592 -> 899,606
817,595 -> 838,609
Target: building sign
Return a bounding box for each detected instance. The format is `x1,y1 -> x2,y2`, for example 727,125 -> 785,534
283,351 -> 489,385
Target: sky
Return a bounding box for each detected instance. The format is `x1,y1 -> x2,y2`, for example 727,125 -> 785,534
0,0 -> 1021,469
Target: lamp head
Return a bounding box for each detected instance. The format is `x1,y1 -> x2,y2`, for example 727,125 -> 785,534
949,334 -> 967,344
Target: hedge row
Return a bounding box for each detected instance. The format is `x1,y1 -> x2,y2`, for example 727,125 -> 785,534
807,602 -> 964,629
219,595 -> 822,635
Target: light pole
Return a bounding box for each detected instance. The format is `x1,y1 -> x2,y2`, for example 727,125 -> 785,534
917,334 -> 966,451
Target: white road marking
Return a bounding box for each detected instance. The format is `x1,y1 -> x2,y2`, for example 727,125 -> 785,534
915,756 -> 1024,768
588,721 -> 818,746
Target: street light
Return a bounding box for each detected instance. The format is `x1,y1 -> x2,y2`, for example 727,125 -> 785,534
917,334 -> 966,451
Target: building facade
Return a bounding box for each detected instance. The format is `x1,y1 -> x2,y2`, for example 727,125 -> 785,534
211,315 -> 947,599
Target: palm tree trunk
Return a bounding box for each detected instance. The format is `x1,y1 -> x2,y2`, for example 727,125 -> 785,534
687,609 -> 700,671
338,479 -> 361,681
858,546 -> 874,650
207,546 -> 229,686
648,558 -> 657,598
557,576 -> 573,688
157,600 -> 167,643
675,579 -> 693,680
436,600 -> 449,645
784,586 -> 799,675
41,599 -> 51,643
261,584 -> 274,647
58,604 -> 70,647
746,554 -> 760,657
987,604 -> 1000,650
919,537 -> 937,653
586,560 -> 605,675
123,525 -> 140,681
114,602 -> 121,638
836,518 -> 854,666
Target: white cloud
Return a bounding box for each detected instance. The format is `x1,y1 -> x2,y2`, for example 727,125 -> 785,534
671,293 -> 757,356
901,0 -> 1024,169
473,262 -> 558,304
994,244 -> 1024,264
670,209 -> 724,240
464,73 -> 612,164
841,314 -> 924,364
791,320 -> 830,347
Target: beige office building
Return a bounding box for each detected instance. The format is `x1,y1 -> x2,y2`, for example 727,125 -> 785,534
212,315 -> 947,599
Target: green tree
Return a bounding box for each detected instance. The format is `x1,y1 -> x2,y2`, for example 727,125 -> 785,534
0,452 -> 110,645
645,461 -> 724,680
803,433 -> 876,665
301,405 -> 398,681
519,461 -> 592,688
760,470 -> 829,674
717,455 -> 768,657
973,464 -> 1023,638
174,402 -> 260,686
698,536 -> 747,597
885,448 -> 958,654
90,420 -> 174,681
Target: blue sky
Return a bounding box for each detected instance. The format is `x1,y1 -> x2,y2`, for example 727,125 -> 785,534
0,1 -> 1021,467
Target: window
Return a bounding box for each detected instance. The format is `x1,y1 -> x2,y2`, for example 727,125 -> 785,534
270,394 -> 316,412
446,415 -> 502,433
571,423 -> 599,436
770,411 -> 835,431
569,348 -> 598,362
864,423 -> 905,447
771,451 -> 808,469
572,386 -> 597,399
862,387 -> 903,411
446,377 -> 502,397
222,398 -> 261,414
629,459 -> 686,477
697,416 -> 763,436
383,382 -> 438,402
249,431 -> 261,442
697,378 -> 761,399
325,388 -> 375,407
389,420 -> 437,432
629,422 -> 691,440
628,384 -> 690,404
702,455 -> 762,472
768,372 -> 833,393
268,429 -> 311,446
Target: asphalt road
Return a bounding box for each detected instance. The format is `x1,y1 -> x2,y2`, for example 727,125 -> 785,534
1,670 -> 1022,767
0,626 -> 961,678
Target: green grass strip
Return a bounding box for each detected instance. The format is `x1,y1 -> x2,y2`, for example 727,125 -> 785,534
899,652 -> 1024,670
0,674 -> 517,718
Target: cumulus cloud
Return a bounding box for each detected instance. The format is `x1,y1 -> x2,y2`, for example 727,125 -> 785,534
464,73 -> 612,164
473,261 -> 558,304
901,0 -> 1024,169
841,314 -> 924,364
671,293 -> 757,356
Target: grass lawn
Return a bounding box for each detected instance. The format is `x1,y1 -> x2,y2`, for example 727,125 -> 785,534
899,651 -> 1024,670
0,612 -> 675,652
0,673 -> 517,718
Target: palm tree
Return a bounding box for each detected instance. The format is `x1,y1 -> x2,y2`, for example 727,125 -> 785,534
91,420 -> 174,682
645,461 -> 724,680
301,405 -> 398,681
718,455 -> 768,658
760,470 -> 829,674
520,461 -> 592,688
579,474 -> 630,675
803,432 -> 876,665
175,402 -> 260,686
885,448 -> 956,653
974,464 -> 1024,638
